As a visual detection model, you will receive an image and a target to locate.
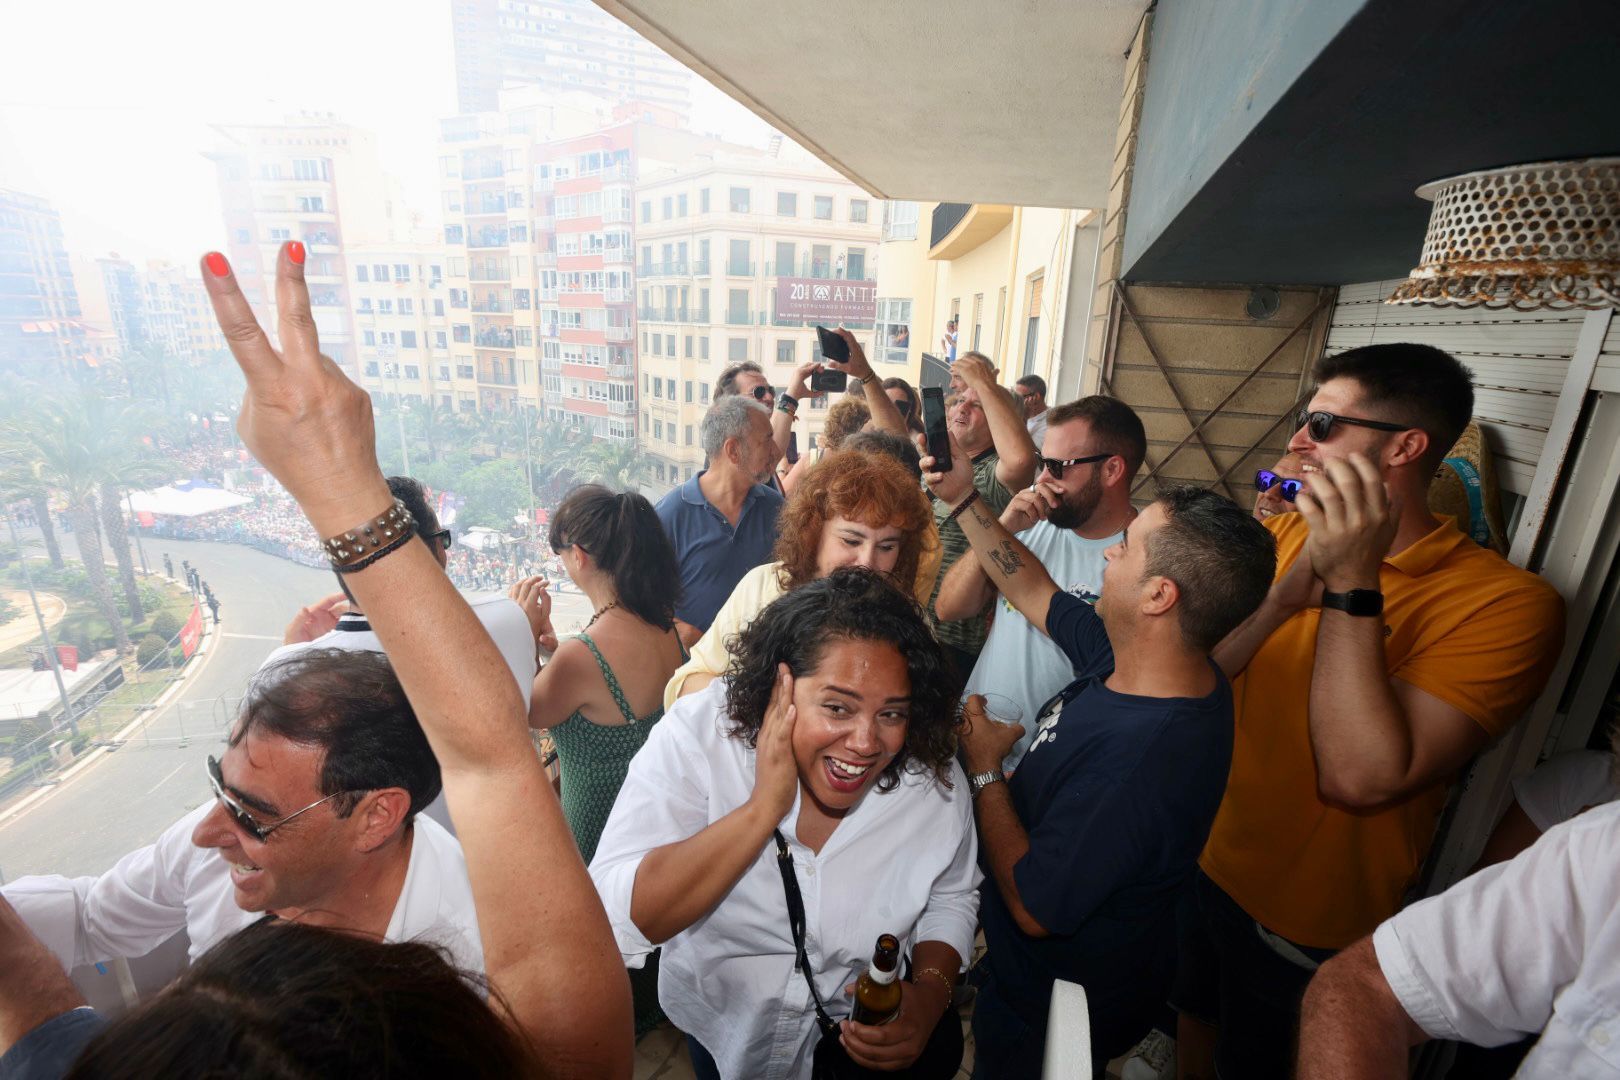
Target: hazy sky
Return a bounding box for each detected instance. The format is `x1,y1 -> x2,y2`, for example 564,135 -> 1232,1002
0,0 -> 773,268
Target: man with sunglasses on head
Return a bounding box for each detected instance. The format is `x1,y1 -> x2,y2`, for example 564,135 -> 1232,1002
936,396 -> 1144,772
1173,343 -> 1567,1080
2,648 -> 483,1011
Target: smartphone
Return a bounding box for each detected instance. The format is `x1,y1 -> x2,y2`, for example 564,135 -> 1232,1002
812,326 -> 849,392
921,386 -> 952,473
785,431 -> 800,465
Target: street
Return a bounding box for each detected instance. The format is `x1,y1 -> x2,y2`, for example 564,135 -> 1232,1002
0,532 -> 591,882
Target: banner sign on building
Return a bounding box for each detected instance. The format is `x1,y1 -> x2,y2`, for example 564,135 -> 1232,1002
180,603 -> 203,659
774,278 -> 879,322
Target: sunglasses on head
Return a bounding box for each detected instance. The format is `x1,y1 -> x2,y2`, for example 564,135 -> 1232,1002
1296,409 -> 1407,442
1255,469 -> 1303,501
207,755 -> 356,842
1038,453 -> 1110,479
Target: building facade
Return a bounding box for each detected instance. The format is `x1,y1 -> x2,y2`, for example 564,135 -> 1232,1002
0,188 -> 85,377
348,242 -> 454,410
205,113 -> 405,380
450,0 -> 692,120
634,149 -> 882,489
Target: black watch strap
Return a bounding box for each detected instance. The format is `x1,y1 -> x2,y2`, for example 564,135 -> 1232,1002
1321,589 -> 1384,616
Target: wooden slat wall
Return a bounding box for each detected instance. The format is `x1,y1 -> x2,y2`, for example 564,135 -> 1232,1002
1323,281 -> 1589,495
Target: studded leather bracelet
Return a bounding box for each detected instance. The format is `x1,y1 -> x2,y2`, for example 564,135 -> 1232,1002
320,499 -> 417,574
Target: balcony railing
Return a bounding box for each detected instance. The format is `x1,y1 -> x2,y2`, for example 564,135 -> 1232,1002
930,203 -> 972,247
535,251 -> 557,268
606,363 -> 633,378
534,176 -> 554,193
639,306 -> 691,322
533,215 -> 555,231
468,267 -> 511,282
765,260 -> 850,280
603,248 -> 632,265
725,261 -> 755,277
604,325 -> 633,342
468,198 -> 507,216
602,208 -> 633,224
641,260 -> 690,277
469,230 -> 509,248
476,330 -> 516,349
692,306 -> 710,322
471,299 -> 512,313
303,231 -> 339,250
608,400 -> 634,414
725,309 -> 754,325
604,287 -> 632,303
479,371 -> 517,386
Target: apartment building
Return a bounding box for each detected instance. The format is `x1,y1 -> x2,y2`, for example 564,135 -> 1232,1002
144,261 -> 227,363
450,0 -> 692,120
0,188 -> 86,376
633,148 -> 882,489
205,113 -> 404,378
348,243 -> 454,409
872,201 -> 1099,405
439,92 -> 717,439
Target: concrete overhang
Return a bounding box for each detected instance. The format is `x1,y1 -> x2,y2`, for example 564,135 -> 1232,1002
595,0 -> 1148,210
929,204 -> 1015,260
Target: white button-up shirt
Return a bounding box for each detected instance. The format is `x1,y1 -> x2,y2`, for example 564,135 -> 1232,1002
1373,800 -> 1620,1077
591,680 -> 981,1080
4,803 -> 484,977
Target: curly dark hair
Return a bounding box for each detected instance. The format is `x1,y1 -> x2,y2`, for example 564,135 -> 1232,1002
773,449 -> 934,593
722,567 -> 961,792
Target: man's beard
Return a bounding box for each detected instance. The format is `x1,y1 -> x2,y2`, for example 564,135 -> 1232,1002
1047,469 -> 1103,530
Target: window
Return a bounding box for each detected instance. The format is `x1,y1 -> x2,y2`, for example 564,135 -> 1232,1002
775,241 -> 795,277
654,419 -> 663,439
233,228 -> 251,244
776,339 -> 795,364
358,298 -> 373,313
729,187 -> 750,214
814,196 -> 833,220
399,298 -> 414,315
363,330 -> 376,346
453,324 -> 471,343
881,201 -> 919,241
850,199 -> 869,223
677,193 -> 688,217
640,200 -> 651,223
364,361 -> 379,376
700,188 -> 710,213
665,334 -> 675,355
728,338 -> 748,362
378,299 -> 394,315
404,365 -> 419,380
701,336 -> 710,360
394,264 -> 411,282
684,380 -> 694,403
846,249 -> 866,280
1022,274 -> 1043,377
874,299 -> 912,365
728,240 -> 750,277
356,265 -> 369,283
434,299 -> 445,317
269,227 -> 291,242
436,331 -> 448,349
293,158 -> 329,181
972,293 -> 984,352
684,334 -> 693,357
373,264 -> 389,282
777,192 -> 797,217
400,330 -> 418,348
661,195 -> 672,219
297,195 -> 325,213
685,424 -> 694,445
728,288 -> 749,323
651,334 -> 662,356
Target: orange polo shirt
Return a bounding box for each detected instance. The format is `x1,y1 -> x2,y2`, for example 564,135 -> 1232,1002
1199,513 -> 1565,950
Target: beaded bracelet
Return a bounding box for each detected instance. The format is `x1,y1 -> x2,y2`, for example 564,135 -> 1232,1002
913,966 -> 954,1006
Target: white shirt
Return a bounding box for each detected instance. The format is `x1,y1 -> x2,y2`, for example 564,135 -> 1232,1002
1373,800 -> 1620,1077
3,803 -> 484,977
1026,409 -> 1049,449
963,520 -> 1117,770
258,596 -> 536,834
590,680 -> 981,1080
1513,750 -> 1620,832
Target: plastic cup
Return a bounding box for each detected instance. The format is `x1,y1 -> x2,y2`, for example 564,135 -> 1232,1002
975,692 -> 1024,727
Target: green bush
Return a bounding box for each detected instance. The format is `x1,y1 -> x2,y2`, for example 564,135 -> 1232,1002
135,632 -> 168,668
70,732 -> 90,755
150,610 -> 183,642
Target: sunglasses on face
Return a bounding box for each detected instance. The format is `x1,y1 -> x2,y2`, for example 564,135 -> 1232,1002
1255,469 -> 1304,501
891,398 -> 913,418
1296,409 -> 1407,442
207,755 -> 353,843
429,529 -> 452,550
1038,453 -> 1110,479
750,385 -> 774,402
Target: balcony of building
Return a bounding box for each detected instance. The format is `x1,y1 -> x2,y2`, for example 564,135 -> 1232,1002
604,324 -> 634,342
475,327 -> 516,349
928,202 -> 1015,260
640,260 -> 690,278
471,297 -> 512,314
765,258 -> 854,280
469,228 -> 509,249
468,266 -> 511,283
725,307 -> 759,326
725,261 -> 755,277
603,247 -> 632,266
534,215 -> 556,232
639,306 -> 691,323
467,197 -> 508,217
602,287 -> 631,303
535,250 -> 558,268
607,399 -> 635,415
302,230 -> 340,254
534,175 -> 554,194
601,207 -> 633,225
606,362 -> 633,379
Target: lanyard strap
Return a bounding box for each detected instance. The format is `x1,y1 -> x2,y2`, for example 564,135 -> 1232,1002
773,829 -> 840,1038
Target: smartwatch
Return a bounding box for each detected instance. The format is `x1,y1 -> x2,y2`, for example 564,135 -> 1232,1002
968,770 -> 1004,797
1321,589 -> 1384,617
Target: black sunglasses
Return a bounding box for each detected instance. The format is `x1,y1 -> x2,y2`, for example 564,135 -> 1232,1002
1038,453 -> 1110,479
1255,469 -> 1304,502
1297,409 -> 1407,442
892,397 -> 914,418
430,529 -> 452,550
750,385 -> 774,402
207,755 -> 356,842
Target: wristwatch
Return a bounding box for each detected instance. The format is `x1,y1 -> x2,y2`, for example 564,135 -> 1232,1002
968,770 -> 1004,797
1321,589 -> 1384,617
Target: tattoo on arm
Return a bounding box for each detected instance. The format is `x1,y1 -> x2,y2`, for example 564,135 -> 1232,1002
987,540 -> 1025,577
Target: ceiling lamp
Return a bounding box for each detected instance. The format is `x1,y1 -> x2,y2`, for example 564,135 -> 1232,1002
1386,157 -> 1619,310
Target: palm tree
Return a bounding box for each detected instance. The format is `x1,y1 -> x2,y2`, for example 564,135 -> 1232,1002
578,440 -> 652,493
406,402 -> 470,465
93,402 -> 171,623
0,379 -> 65,568
1,395 -> 132,654
526,423 -> 589,505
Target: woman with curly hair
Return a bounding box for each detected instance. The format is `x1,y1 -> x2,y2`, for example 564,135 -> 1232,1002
663,446 -> 939,706
592,568 -> 977,1080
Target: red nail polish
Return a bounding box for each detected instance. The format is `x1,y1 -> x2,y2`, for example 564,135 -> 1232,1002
204,252 -> 229,277
287,241 -> 306,265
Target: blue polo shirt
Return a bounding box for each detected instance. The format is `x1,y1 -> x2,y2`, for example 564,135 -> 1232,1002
654,471 -> 783,631
979,590 -> 1233,1061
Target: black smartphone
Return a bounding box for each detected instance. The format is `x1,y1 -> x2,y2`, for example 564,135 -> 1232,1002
785,431 -> 800,465
812,326 -> 849,392
922,386 -> 951,473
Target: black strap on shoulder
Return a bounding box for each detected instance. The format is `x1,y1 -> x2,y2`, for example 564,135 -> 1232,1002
774,829 -> 840,1038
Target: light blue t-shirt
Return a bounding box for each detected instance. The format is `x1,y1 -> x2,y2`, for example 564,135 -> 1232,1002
962,520 -> 1118,771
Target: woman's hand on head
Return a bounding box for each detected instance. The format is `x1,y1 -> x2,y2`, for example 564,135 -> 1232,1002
749,663 -> 800,824
199,243 -> 389,535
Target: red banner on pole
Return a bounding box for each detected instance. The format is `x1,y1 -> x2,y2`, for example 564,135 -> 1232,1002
180,603 -> 203,658
56,645 -> 79,672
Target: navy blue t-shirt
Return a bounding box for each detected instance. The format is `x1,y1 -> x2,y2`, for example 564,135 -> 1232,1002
978,590 -> 1234,1054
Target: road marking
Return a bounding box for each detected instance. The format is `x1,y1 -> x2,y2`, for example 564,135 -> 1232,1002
144,763 -> 187,795
220,633 -> 282,641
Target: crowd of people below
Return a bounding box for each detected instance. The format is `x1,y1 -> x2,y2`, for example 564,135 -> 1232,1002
0,244 -> 1604,1080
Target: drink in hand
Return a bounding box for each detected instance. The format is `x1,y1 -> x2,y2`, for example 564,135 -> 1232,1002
850,933 -> 902,1025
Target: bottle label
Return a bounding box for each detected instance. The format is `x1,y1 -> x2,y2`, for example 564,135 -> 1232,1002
866,962 -> 897,985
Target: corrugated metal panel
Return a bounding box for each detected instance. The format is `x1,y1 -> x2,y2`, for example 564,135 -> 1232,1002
1323,280 -> 1588,494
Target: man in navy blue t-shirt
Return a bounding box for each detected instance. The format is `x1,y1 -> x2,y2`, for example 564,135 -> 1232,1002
925,442 -> 1276,1078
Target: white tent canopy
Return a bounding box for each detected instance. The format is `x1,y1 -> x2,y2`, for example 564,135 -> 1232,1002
127,485 -> 252,518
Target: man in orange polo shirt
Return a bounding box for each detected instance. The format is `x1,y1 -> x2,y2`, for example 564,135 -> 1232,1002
1172,343 -> 1565,1079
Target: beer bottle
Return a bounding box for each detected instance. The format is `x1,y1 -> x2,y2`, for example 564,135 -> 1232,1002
850,933 -> 902,1025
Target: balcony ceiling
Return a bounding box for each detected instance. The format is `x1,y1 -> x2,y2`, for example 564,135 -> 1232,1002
594,0 -> 1147,210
